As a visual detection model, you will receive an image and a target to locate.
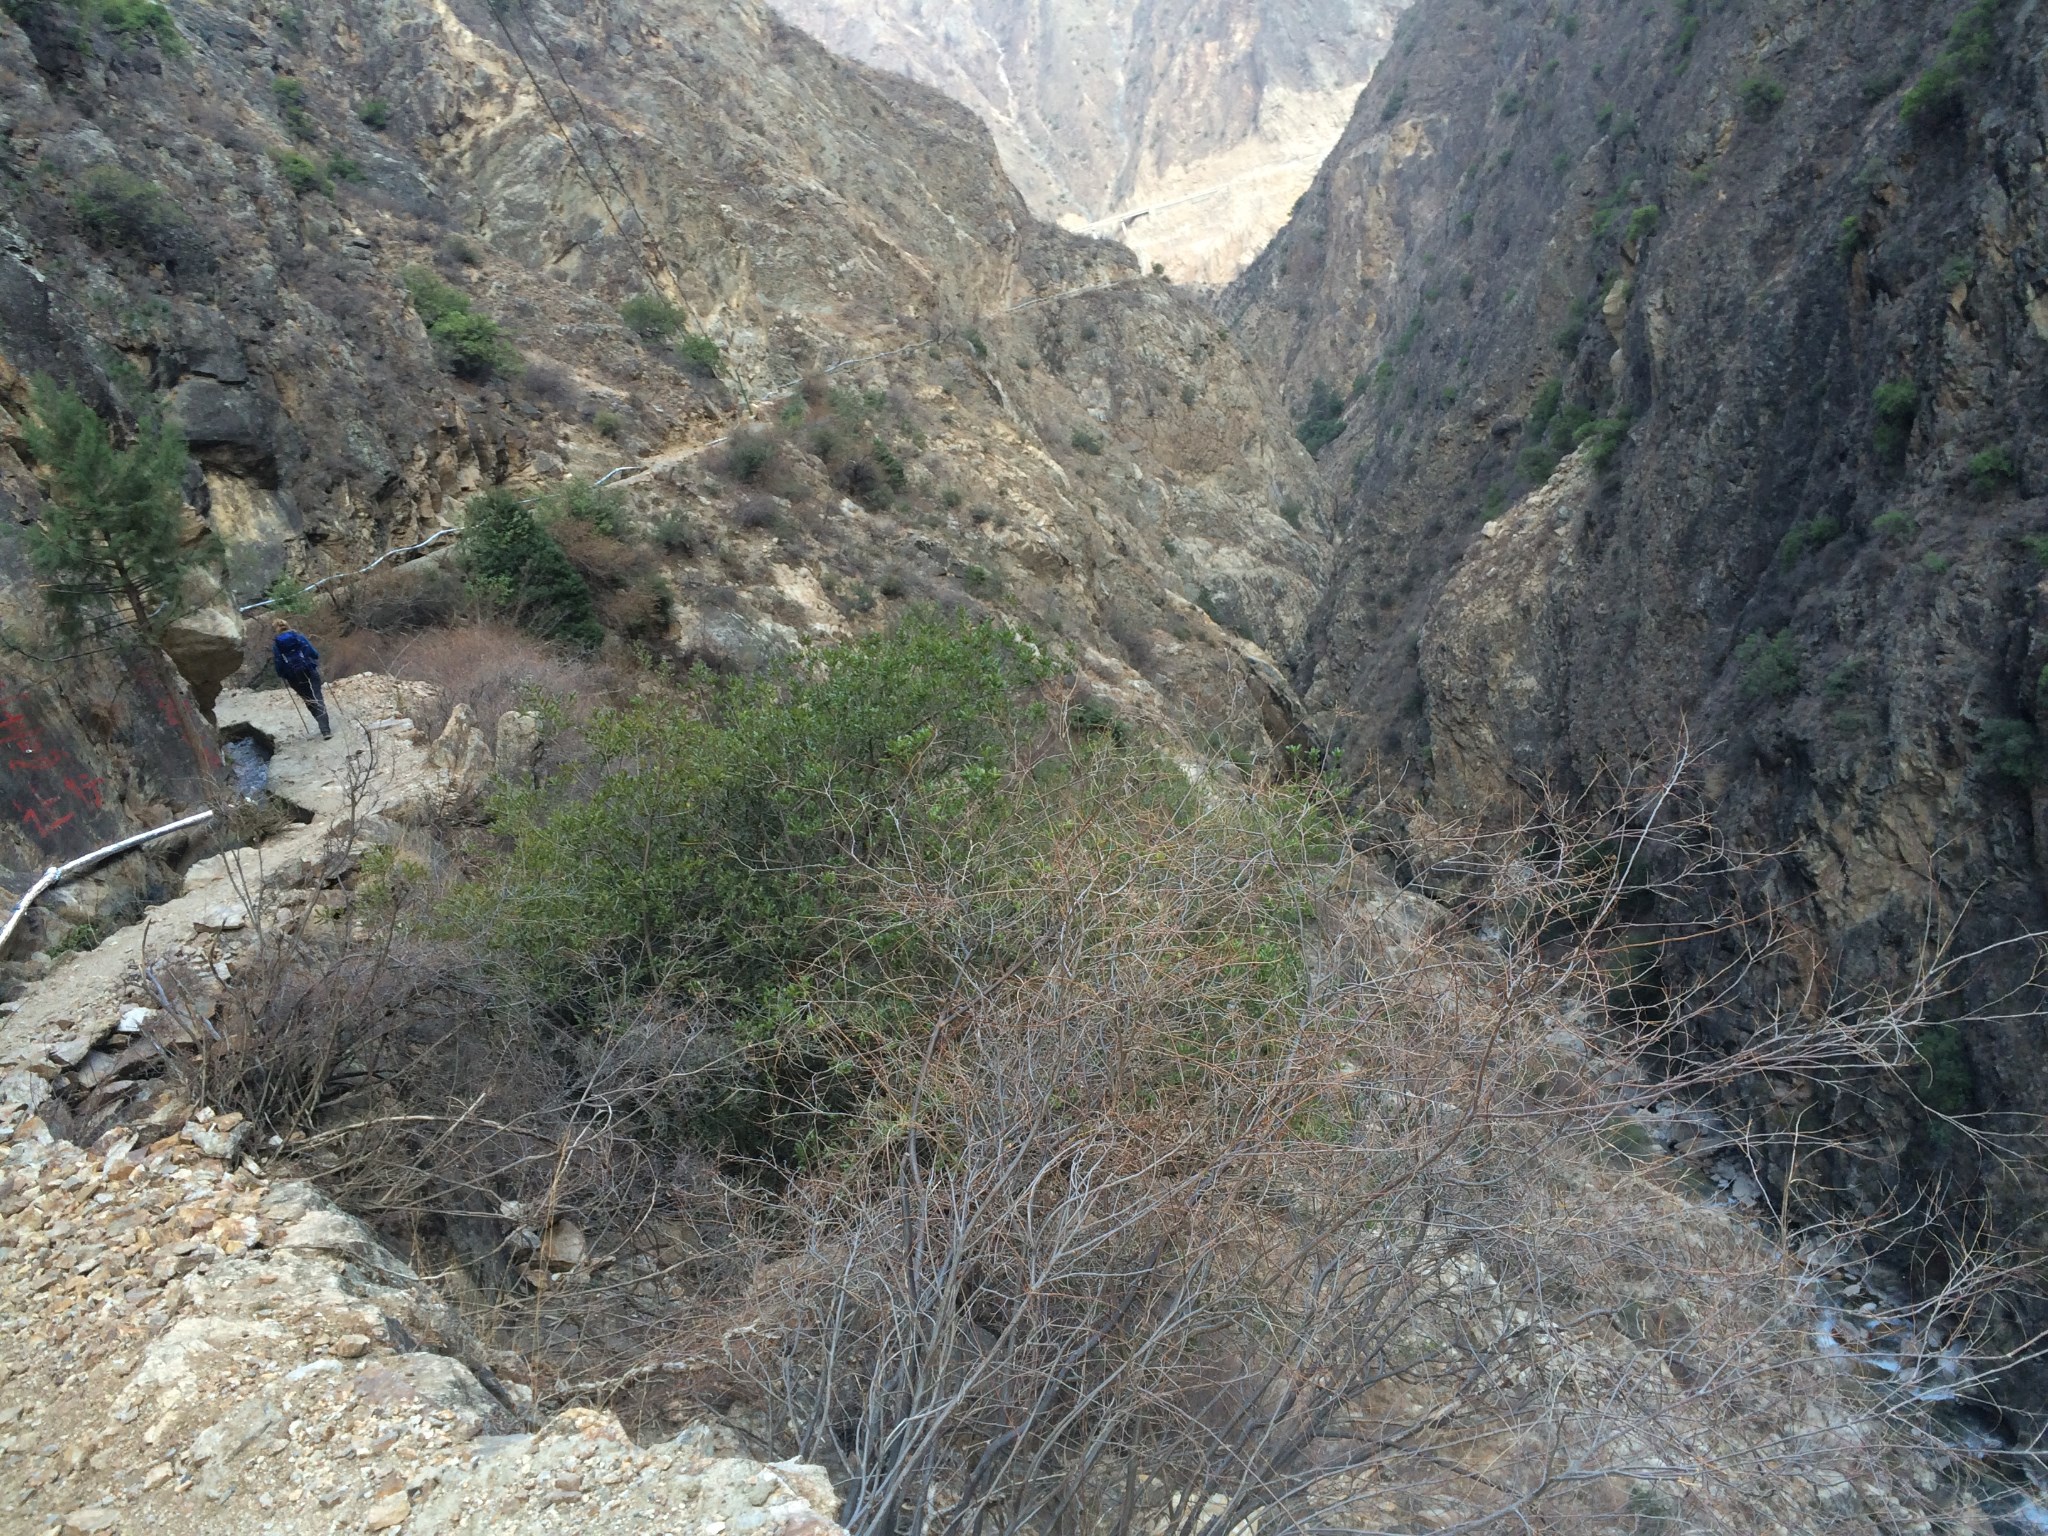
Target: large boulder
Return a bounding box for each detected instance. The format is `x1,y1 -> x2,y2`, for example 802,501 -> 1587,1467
157,572 -> 246,716
168,376 -> 283,485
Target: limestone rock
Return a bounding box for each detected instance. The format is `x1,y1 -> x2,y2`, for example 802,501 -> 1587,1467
429,705 -> 495,794
157,573 -> 247,717
494,710 -> 541,784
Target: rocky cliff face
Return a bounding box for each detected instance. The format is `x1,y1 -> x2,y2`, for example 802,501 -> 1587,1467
769,0 -> 1405,283
0,0 -> 1330,889
1231,0 -> 2048,1408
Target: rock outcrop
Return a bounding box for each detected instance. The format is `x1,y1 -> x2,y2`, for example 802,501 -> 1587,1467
1230,0 -> 2048,1412
0,1108 -> 848,1535
772,0 -> 1406,283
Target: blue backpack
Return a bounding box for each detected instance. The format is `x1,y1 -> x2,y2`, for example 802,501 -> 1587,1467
273,631 -> 320,678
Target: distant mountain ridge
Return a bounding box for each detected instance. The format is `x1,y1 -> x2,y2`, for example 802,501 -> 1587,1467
769,0 -> 1405,283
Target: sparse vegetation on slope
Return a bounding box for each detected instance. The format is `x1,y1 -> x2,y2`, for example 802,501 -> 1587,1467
184,636 -> 2009,1532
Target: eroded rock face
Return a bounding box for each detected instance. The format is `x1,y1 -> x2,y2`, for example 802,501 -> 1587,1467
1230,0 -> 2048,1412
772,0 -> 1406,283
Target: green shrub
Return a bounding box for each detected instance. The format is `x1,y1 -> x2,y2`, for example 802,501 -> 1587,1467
1922,552 -> 1953,575
1528,379 -> 1564,438
722,431 -> 778,485
1520,445 -> 1563,485
429,310 -> 519,379
1912,1023 -> 1975,1122
1067,696 -> 1117,733
323,151 -> 362,183
403,265 -> 472,325
1294,378 -> 1347,454
1872,509 -> 1917,544
594,410 -> 624,441
872,439 -> 908,492
1873,379 -> 1919,467
461,488 -> 601,646
1380,83 -> 1407,122
677,333 -> 722,377
1777,515 -> 1843,570
272,76 -> 317,140
1737,76 -> 1786,118
49,921 -> 102,956
960,563 -> 1000,595
1736,629 -> 1800,701
357,97 -> 392,129
1968,445 -> 2017,496
1902,58 -> 1968,124
1980,717 -> 2042,783
963,329 -> 989,361
1901,0 -> 2014,128
1838,216 -> 1869,264
264,573 -> 313,615
1576,414 -> 1629,472
1624,205 -> 1662,244
620,291 -> 685,342
106,0 -> 184,48
455,615 -> 1051,1022
272,150 -> 330,196
402,267 -> 519,380
1940,254 -> 1977,289
539,478 -> 624,536
22,0 -> 187,54
1279,498 -> 1304,530
2022,534 -> 2048,566
71,165 -> 186,260
19,378 -> 193,638
1071,426 -> 1107,456
1553,296 -> 1589,353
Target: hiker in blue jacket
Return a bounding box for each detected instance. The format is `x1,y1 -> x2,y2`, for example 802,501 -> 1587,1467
271,617 -> 332,739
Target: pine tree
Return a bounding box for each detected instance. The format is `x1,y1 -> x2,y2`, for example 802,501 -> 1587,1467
462,488 -> 602,647
21,378 -> 192,638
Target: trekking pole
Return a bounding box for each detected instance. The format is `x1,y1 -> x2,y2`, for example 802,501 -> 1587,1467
280,682 -> 315,738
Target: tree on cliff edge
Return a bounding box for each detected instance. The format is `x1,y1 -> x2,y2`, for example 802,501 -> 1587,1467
21,378 -> 193,640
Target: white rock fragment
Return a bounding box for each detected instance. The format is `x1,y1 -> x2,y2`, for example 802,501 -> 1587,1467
193,903 -> 249,933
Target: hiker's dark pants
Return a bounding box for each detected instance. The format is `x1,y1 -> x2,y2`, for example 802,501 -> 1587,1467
284,669 -> 331,737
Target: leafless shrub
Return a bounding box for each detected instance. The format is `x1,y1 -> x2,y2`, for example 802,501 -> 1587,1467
328,619 -> 635,737
667,750 -> 2038,1536
734,494 -> 790,534
520,359 -> 580,413
323,555 -> 468,638
175,922 -> 743,1389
